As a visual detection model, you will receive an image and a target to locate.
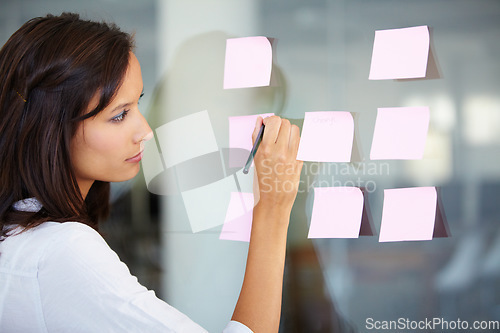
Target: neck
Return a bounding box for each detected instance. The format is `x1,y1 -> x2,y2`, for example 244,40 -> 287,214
78,180 -> 94,200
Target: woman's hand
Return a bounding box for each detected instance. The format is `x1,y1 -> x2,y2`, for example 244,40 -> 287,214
252,116 -> 303,216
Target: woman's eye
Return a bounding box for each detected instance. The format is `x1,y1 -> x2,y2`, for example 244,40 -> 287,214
111,109 -> 129,123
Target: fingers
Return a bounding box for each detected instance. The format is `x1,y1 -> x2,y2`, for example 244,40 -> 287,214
259,116 -> 301,156
262,116 -> 281,144
289,124 -> 301,159
276,118 -> 291,149
251,116 -> 264,144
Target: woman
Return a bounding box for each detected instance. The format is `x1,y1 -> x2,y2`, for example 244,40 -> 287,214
0,13 -> 303,333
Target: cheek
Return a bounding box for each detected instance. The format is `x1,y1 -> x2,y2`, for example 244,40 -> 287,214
85,126 -> 124,154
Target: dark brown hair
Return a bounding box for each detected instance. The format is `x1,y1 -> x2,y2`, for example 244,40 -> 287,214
0,13 -> 134,237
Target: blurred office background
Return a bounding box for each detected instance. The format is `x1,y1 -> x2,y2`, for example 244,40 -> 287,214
1,0 -> 499,332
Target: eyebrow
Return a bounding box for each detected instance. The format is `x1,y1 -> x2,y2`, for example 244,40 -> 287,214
110,102 -> 132,114
109,88 -> 144,114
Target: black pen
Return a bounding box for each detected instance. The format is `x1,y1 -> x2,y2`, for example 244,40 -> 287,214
243,124 -> 265,174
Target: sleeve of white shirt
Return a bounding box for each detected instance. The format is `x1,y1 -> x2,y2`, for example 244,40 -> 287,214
223,321 -> 253,332
38,222 -> 252,333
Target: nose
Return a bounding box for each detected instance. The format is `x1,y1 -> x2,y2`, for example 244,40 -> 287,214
142,131 -> 154,142
134,112 -> 153,145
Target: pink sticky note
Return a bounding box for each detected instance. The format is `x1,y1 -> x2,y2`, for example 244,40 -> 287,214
297,111 -> 354,162
369,26 -> 430,80
370,106 -> 430,160
223,37 -> 273,89
220,192 -> 254,242
379,187 -> 437,242
229,113 -> 274,167
308,187 -> 364,238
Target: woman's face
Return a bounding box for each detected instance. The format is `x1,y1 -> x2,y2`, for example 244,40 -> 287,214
71,52 -> 153,197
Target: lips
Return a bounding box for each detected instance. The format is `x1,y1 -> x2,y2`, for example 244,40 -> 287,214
126,150 -> 143,163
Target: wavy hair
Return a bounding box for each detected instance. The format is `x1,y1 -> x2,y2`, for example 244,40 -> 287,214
0,13 -> 134,237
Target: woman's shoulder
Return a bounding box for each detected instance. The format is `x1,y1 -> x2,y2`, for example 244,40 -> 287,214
38,221 -> 101,238
37,222 -> 110,259
8,221 -> 102,246
0,221 -> 108,271
37,222 -> 123,279
0,222 -> 107,276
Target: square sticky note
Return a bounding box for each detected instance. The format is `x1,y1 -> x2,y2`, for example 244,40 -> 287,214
370,106 -> 430,160
220,192 -> 254,242
223,36 -> 273,89
297,111 -> 354,162
181,175 -> 237,233
369,25 -> 430,80
229,113 -> 274,167
155,110 -> 218,168
379,187 -> 437,242
308,187 -> 364,238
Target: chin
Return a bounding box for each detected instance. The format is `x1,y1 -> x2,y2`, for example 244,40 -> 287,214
109,166 -> 141,183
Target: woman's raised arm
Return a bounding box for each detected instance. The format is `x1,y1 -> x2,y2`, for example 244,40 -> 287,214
231,116 -> 303,333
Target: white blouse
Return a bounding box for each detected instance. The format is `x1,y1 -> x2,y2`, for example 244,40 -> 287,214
0,202 -> 251,332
